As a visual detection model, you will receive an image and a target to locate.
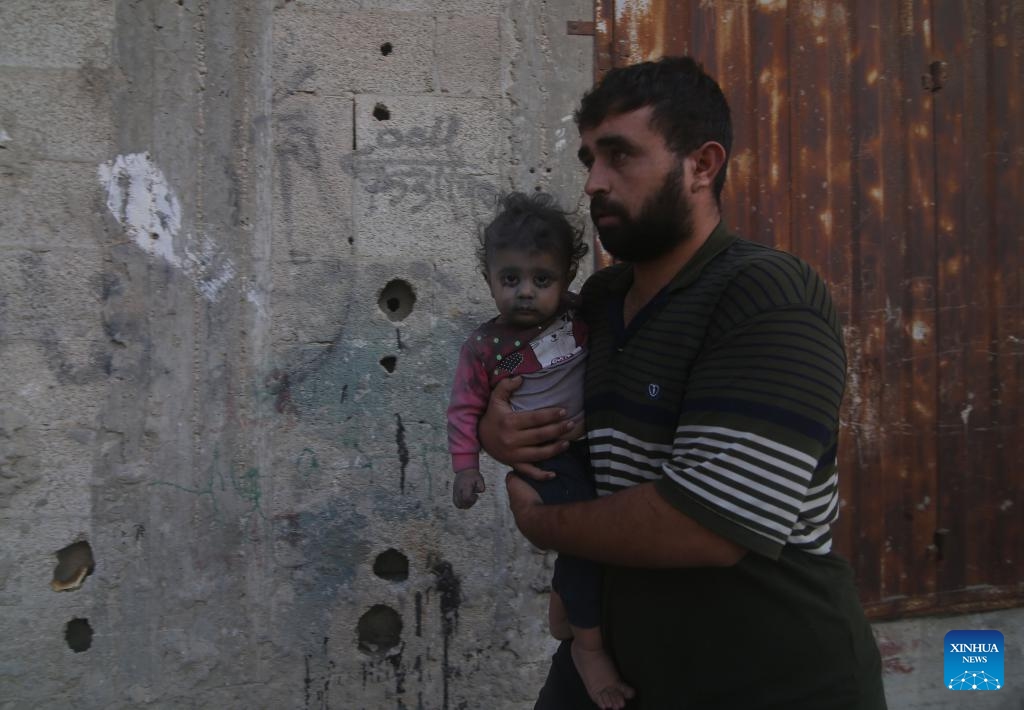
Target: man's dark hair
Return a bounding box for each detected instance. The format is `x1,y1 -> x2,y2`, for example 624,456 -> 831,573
575,56 -> 733,203
478,192 -> 588,275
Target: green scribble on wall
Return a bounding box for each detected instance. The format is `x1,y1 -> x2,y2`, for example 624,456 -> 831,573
149,454 -> 266,525
296,448 -> 319,478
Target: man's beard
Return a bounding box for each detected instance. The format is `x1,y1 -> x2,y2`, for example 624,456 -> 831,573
590,162 -> 693,263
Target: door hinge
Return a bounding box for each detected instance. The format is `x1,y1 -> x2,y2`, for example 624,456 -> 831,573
567,20 -> 595,36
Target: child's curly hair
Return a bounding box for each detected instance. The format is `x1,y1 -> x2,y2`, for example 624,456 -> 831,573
477,192 -> 588,277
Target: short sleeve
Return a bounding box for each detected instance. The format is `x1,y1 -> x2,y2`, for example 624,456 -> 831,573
654,303 -> 846,559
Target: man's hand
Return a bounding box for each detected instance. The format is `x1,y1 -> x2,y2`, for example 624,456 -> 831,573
453,469 -> 486,509
505,472 -> 546,546
479,376 -> 576,481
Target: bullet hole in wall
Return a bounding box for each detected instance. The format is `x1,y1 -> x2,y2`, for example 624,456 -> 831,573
373,103 -> 390,121
380,42 -> 393,56
65,618 -> 93,652
379,355 -> 397,373
373,549 -> 409,582
52,540 -> 94,592
357,604 -> 402,656
378,279 -> 416,322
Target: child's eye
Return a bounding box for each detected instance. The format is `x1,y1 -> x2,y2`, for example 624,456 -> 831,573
534,275 -> 553,288
501,274 -> 519,287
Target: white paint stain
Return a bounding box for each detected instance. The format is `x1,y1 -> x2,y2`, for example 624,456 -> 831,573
810,0 -> 827,25
554,138 -> 567,152
99,152 -> 182,264
560,114 -> 574,123
615,0 -> 651,22
246,286 -> 267,319
98,152 -> 235,302
0,128 -> 11,142
911,320 -> 930,341
185,239 -> 236,301
960,403 -> 973,425
884,298 -> 902,326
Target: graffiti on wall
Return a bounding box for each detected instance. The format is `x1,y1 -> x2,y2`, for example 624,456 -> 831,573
342,115 -> 498,216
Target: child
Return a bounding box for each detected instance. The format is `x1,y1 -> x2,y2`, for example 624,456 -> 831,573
447,192 -> 634,710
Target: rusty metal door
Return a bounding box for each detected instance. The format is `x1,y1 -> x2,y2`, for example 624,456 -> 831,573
586,0 -> 1023,619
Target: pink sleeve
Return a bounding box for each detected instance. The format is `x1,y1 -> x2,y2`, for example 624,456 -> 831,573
447,339 -> 491,473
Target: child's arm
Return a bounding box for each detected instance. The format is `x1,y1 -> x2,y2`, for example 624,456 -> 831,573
447,338 -> 492,502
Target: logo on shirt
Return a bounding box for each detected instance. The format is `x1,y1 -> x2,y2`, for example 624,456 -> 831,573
944,630 -> 1003,690
648,384 -> 660,399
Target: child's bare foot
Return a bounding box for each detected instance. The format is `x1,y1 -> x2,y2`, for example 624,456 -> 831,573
570,634 -> 635,710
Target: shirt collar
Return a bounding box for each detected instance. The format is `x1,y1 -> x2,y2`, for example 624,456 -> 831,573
664,220 -> 736,293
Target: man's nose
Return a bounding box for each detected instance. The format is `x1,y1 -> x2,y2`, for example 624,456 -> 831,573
584,163 -> 609,197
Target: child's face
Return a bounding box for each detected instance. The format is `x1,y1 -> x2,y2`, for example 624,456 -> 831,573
484,248 -> 570,328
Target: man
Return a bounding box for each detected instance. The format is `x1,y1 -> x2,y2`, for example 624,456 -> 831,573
480,57 -> 887,709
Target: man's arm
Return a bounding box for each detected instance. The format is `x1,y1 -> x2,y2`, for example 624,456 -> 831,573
506,474 -> 747,568
478,376 -> 576,480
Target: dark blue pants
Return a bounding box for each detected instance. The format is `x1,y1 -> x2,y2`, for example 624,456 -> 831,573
518,441 -> 601,629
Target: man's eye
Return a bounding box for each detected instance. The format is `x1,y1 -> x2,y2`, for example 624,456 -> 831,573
610,150 -> 628,165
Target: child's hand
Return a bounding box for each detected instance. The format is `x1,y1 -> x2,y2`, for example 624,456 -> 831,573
453,468 -> 486,509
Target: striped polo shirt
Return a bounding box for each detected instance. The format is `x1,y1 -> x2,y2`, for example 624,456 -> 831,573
580,222 -> 846,560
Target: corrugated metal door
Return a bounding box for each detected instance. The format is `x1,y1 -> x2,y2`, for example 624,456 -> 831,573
589,0 -> 1023,619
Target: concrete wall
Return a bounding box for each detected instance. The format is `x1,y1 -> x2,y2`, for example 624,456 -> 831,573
1,0 -> 591,707
0,1 -> 1020,709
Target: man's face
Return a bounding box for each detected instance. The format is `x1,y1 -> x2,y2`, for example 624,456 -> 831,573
577,107 -> 694,262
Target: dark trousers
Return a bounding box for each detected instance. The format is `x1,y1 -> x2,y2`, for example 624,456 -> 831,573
519,441 -> 601,629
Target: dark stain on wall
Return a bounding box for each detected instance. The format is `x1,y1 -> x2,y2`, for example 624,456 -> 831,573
275,500 -> 370,608
395,414 -> 409,493
302,635 -> 334,710
414,591 -> 422,637
430,557 -> 461,710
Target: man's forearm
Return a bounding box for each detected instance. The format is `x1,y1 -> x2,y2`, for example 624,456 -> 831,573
520,482 -> 746,568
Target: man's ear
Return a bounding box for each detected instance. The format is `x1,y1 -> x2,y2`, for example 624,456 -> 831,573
690,141 -> 727,194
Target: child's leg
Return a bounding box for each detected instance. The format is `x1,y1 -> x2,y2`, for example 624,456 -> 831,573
569,624 -> 635,710
553,551 -> 633,709
548,591 -> 572,641
533,446 -> 632,708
